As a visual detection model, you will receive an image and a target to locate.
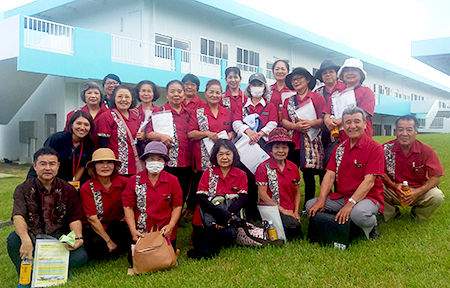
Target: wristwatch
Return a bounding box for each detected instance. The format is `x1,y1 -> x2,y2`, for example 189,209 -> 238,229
348,198 -> 357,205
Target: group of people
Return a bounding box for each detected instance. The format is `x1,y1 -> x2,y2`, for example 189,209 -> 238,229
7,57 -> 445,285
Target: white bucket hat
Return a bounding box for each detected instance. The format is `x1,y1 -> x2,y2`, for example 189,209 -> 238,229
337,58 -> 367,84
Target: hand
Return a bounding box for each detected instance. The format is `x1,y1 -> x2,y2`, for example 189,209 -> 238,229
309,200 -> 325,217
393,183 -> 406,202
324,116 -> 337,131
160,134 -> 175,147
19,239 -> 33,260
130,107 -> 139,116
245,129 -> 263,145
106,239 -> 118,252
227,131 -> 235,141
295,119 -> 311,132
402,188 -> 421,206
65,238 -> 83,251
161,224 -> 175,238
131,230 -> 145,242
215,224 -> 225,229
208,132 -> 219,142
335,202 -> 354,224
136,131 -> 145,141
279,207 -> 296,218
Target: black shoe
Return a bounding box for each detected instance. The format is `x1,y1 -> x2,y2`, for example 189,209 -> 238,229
300,210 -> 308,217
369,225 -> 381,240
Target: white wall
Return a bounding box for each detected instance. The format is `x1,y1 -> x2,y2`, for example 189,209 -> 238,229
0,15 -> 20,61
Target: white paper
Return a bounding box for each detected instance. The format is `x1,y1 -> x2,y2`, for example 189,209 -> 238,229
151,111 -> 174,138
138,109 -> 153,132
32,239 -> 70,287
281,91 -> 297,107
257,203 -> 286,242
234,134 -> 270,174
294,100 -> 320,140
202,130 -> 229,155
332,88 -> 357,120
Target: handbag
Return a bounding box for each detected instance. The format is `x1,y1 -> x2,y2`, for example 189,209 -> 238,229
199,194 -> 243,228
236,220 -> 284,247
132,229 -> 178,274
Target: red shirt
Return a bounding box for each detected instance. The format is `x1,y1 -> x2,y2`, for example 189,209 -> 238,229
221,88 -> 247,117
255,157 -> 301,211
137,104 -> 161,124
192,166 -> 248,226
314,81 -> 347,105
282,90 -> 326,150
80,176 -> 128,229
327,133 -> 384,212
183,95 -> 205,112
233,98 -> 278,128
323,85 -> 375,141
146,103 -> 192,167
270,83 -> 296,112
95,110 -> 140,175
122,170 -> 183,240
189,105 -> 232,171
383,139 -> 444,188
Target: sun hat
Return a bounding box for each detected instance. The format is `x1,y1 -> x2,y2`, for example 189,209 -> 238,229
337,58 -> 367,84
248,73 -> 267,84
86,148 -> 121,176
140,141 -> 170,162
315,59 -> 341,82
285,67 -> 316,91
264,127 -> 295,151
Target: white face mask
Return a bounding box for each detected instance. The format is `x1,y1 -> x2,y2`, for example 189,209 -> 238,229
146,161 -> 164,174
250,87 -> 264,98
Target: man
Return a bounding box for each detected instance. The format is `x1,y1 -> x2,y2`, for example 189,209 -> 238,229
382,115 -> 444,222
7,147 -> 88,284
306,107 -> 384,239
102,73 -> 121,108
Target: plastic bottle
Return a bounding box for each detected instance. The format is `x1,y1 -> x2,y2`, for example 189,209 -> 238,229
19,256 -> 32,285
330,115 -> 340,138
400,180 -> 410,207
267,221 -> 278,241
278,104 -> 283,122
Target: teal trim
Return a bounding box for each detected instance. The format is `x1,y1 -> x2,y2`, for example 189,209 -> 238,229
174,48 -> 182,75
411,37 -> 450,57
374,94 -> 411,116
220,59 -> 227,79
257,67 -> 262,73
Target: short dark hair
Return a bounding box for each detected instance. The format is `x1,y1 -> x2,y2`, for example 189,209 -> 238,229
210,139 -> 240,167
102,74 -> 121,86
272,60 -> 290,72
80,82 -> 103,105
225,66 -> 241,78
205,79 -> 222,93
135,80 -> 160,102
342,106 -> 366,121
166,80 -> 184,91
395,115 -> 419,132
67,110 -> 95,136
109,85 -> 137,109
182,74 -> 200,91
33,147 -> 59,163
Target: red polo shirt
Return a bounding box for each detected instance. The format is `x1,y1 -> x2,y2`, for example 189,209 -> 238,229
255,157 -> 301,211
327,133 -> 384,212
282,90 -> 326,150
270,83 -> 296,112
122,170 -> 183,241
183,94 -> 205,112
383,139 -> 444,188
192,166 -> 248,226
315,81 -> 347,105
189,105 -> 232,171
233,98 -> 278,128
146,103 -> 192,167
80,176 -> 128,229
221,88 -> 247,115
95,110 -> 140,175
137,104 -> 161,124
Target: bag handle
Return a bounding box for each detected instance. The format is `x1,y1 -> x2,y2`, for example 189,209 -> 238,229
241,220 -> 270,246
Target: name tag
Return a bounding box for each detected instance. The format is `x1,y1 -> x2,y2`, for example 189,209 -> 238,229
262,112 -> 269,116
223,121 -> 229,125
68,181 -> 80,190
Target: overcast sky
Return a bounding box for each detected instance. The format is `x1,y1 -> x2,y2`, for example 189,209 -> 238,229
2,0 -> 450,87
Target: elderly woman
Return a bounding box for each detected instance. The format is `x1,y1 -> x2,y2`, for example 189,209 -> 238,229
256,128 -> 302,239
102,74 -> 121,108
146,80 -> 192,205
268,60 -> 295,121
188,139 -> 248,259
221,67 -> 246,113
96,85 -> 144,176
323,58 -> 375,142
282,67 -> 326,213
182,73 -> 205,111
27,111 -> 94,185
79,148 -> 130,259
135,80 -> 162,123
122,142 -> 183,250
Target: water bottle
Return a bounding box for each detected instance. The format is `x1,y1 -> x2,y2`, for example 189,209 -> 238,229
400,181 -> 410,207
19,256 -> 32,285
268,221 -> 278,241
330,115 -> 340,138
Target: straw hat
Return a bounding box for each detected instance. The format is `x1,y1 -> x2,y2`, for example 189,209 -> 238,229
86,148 -> 121,176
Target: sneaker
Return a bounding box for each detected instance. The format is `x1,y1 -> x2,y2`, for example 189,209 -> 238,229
369,225 -> 381,240
300,210 -> 309,217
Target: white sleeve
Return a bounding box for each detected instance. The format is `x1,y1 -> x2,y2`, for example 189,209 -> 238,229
261,121 -> 277,136
232,120 -> 249,136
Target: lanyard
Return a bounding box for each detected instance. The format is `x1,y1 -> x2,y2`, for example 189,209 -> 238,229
72,139 -> 83,179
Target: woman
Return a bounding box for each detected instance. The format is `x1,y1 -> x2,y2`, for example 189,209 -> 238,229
188,139 -> 248,259
27,110 -> 94,185
122,142 -> 183,250
268,60 -> 295,122
146,80 -> 192,204
221,67 -> 246,114
96,85 -> 144,176
188,79 -> 234,211
323,58 -> 375,142
182,73 -> 205,111
102,74 -> 121,108
255,128 -> 302,239
282,67 -> 326,212
80,148 -> 130,260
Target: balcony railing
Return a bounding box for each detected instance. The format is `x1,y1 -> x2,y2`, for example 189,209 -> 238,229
430,117 -> 444,129
23,16 -> 74,55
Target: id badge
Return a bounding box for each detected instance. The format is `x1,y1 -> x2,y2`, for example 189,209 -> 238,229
68,181 -> 80,190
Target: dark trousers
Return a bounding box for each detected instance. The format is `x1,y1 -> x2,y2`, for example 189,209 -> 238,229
83,220 -> 131,260
239,163 -> 261,222
188,170 -> 203,211
281,214 -> 303,240
7,231 -> 89,276
164,166 -> 193,204
301,168 -> 325,207
192,225 -> 236,257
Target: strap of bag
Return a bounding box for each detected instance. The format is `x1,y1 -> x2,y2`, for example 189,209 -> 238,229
241,220 -> 270,246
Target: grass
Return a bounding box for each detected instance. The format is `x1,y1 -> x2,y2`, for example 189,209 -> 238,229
1,134 -> 450,287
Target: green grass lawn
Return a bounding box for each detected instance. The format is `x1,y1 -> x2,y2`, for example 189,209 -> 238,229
1,134 -> 450,287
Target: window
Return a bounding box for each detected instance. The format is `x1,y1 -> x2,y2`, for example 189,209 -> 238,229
312,68 -> 319,78
237,47 -> 259,72
200,37 -> 228,65
385,87 -> 390,96
155,33 -> 190,62
378,85 -> 383,94
266,62 -> 274,79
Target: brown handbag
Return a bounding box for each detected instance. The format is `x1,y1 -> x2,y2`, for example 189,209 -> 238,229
132,231 -> 178,274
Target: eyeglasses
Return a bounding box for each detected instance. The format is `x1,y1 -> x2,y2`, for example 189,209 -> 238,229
105,81 -> 119,86
291,76 -> 305,83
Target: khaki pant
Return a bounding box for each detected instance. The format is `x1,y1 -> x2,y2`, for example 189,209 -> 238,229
383,186 -> 444,222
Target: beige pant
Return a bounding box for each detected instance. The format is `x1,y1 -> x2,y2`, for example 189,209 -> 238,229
383,186 -> 444,222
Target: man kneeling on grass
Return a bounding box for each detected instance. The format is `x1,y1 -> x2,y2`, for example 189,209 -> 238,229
7,147 -> 88,287
382,115 -> 444,222
306,107 -> 385,240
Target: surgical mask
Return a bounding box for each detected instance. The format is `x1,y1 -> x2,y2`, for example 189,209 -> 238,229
146,161 -> 164,174
250,87 -> 264,98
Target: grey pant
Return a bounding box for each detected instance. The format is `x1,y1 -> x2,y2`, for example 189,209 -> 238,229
305,196 -> 380,239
